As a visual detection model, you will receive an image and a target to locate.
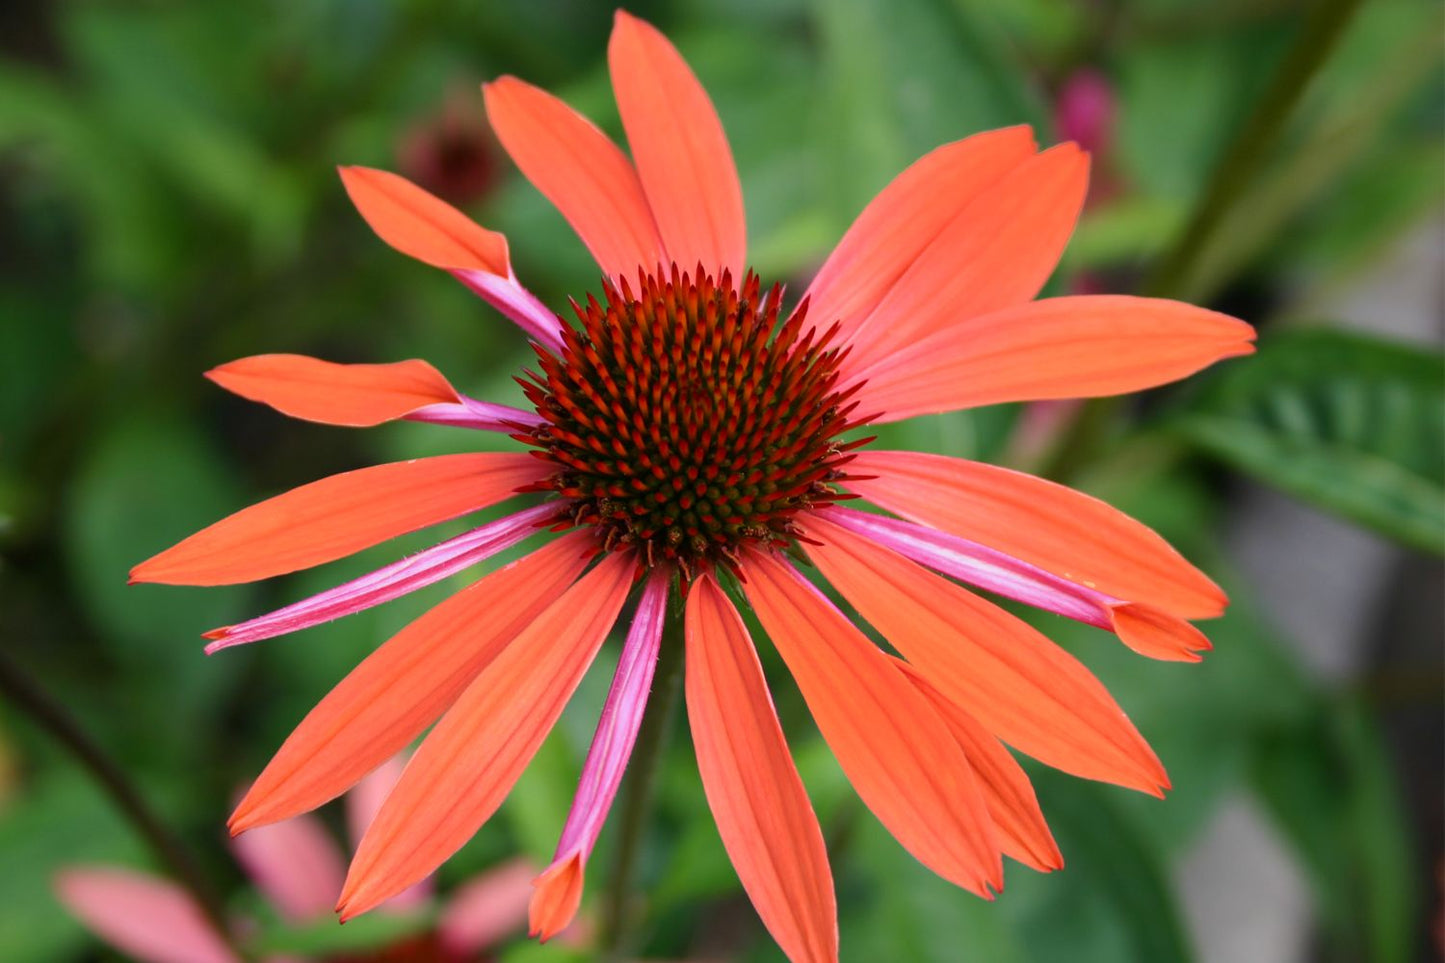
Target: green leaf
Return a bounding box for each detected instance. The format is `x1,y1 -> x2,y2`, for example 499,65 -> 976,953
1174,327 -> 1445,554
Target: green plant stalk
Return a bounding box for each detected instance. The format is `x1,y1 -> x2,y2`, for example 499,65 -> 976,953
598,607 -> 686,962
0,647 -> 245,958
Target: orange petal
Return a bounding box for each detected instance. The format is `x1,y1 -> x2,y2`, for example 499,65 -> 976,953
686,574 -> 838,963
846,144 -> 1089,371
802,126 -> 1035,348
527,853 -> 583,942
847,450 -> 1226,620
800,513 -> 1168,796
229,533 -> 591,833
206,354 -> 460,428
894,659 -> 1062,873
608,10 -> 746,279
131,453 -> 544,586
337,551 -> 635,918
1109,603 -> 1212,662
483,75 -> 664,280
739,552 -> 1002,897
855,295 -> 1257,419
339,166 -> 510,274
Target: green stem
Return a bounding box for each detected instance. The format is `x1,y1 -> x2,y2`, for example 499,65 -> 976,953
598,606 -> 686,962
0,648 -> 242,955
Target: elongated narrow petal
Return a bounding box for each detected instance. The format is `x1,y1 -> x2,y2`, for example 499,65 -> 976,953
894,659 -> 1061,873
204,503 -> 554,650
687,574 -> 838,963
800,513 -> 1168,795
407,395 -> 545,433
802,127 -> 1035,349
339,166 -> 563,347
338,552 -> 635,918
440,859 -> 537,954
229,813 -> 346,922
131,452 -> 544,586
55,870 -> 239,963
483,76 -> 665,280
530,569 -> 669,940
609,10 -> 746,278
853,296 -> 1256,420
827,506 -> 1210,661
740,551 -> 1002,897
845,144 -> 1089,372
230,533 -> 592,833
206,355 -> 461,427
344,756 -> 432,912
846,450 -> 1226,619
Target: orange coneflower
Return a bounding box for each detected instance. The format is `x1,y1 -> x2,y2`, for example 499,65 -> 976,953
133,11 -> 1254,962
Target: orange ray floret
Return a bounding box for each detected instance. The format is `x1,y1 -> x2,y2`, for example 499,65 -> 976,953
206,354 -> 461,428
687,575 -> 838,963
339,165 -> 511,274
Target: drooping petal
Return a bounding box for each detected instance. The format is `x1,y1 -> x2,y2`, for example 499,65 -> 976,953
206,355 -> 461,427
131,452 -> 545,586
338,552 -> 635,919
339,166 -> 563,348
894,659 -> 1062,873
801,126 -> 1035,349
826,505 -> 1211,661
739,551 -> 1002,897
55,869 -> 239,963
204,503 -> 555,651
439,859 -> 537,955
853,296 -> 1256,420
229,813 -> 346,922
799,513 -> 1168,795
844,144 -> 1089,373
483,76 -> 665,280
608,10 -> 746,278
530,568 -> 668,940
846,449 -> 1226,619
345,755 -> 432,913
229,533 -> 592,833
686,574 -> 838,963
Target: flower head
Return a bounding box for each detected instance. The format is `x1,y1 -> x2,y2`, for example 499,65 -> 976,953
132,10 -> 1254,963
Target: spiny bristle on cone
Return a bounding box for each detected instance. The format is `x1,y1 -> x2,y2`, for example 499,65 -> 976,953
518,263 -> 871,577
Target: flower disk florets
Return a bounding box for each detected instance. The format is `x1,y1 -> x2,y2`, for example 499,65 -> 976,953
519,264 -> 869,577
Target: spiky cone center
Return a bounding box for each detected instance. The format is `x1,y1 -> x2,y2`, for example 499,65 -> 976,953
519,264 -> 870,578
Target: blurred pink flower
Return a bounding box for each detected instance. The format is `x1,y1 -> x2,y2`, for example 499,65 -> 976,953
396,87 -> 500,208
55,756 -> 535,962
1053,69 -> 1116,159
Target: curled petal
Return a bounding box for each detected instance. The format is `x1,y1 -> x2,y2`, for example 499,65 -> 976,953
55,869 -> 239,963
530,569 -> 669,940
229,814 -> 345,922
846,450 -> 1226,619
894,659 -> 1062,873
130,452 -> 544,586
204,503 -> 555,651
802,126 -> 1035,350
483,75 -> 665,280
338,552 -> 635,919
687,574 -> 838,963
800,513 -> 1168,795
230,533 -> 592,833
609,10 -> 746,278
853,295 -> 1256,420
740,551 -> 1003,897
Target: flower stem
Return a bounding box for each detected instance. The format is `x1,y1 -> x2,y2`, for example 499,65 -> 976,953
598,605 -> 686,961
0,648 -> 239,952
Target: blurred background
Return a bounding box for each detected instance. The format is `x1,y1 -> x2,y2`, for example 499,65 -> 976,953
1,0 -> 1441,961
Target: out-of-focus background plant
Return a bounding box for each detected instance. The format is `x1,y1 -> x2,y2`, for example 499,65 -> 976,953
0,0 -> 1439,961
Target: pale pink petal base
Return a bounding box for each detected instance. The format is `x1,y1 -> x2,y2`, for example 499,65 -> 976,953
56,869 -> 239,963
529,569 -> 670,939
453,268 -> 565,352
407,395 -> 543,432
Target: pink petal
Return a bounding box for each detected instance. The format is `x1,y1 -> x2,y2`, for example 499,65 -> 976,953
204,503 -> 555,651
407,395 -> 544,432
229,814 -> 346,922
451,268 -> 565,352
529,569 -> 669,939
439,859 -> 537,954
55,868 -> 239,963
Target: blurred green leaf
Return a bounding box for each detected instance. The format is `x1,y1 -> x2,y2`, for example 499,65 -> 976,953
1174,327 -> 1445,554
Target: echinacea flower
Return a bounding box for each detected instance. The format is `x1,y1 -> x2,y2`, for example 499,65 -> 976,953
55,757 -> 536,963
131,11 -> 1255,963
